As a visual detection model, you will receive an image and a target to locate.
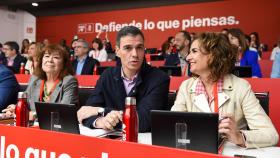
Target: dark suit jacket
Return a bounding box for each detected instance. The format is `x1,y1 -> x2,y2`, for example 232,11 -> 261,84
72,56 -> 100,75
164,52 -> 180,66
83,63 -> 170,132
3,54 -> 27,74
0,64 -> 20,111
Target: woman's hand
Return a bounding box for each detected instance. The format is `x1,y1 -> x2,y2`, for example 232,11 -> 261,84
2,104 -> 16,118
218,114 -> 245,146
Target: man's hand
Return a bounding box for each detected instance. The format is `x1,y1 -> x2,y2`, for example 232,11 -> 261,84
219,114 -> 245,146
2,104 -> 16,118
77,106 -> 100,123
95,110 -> 122,130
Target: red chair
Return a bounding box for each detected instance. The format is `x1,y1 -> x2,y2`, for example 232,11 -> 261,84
261,51 -> 272,60
259,60 -> 273,78
99,61 -> 116,67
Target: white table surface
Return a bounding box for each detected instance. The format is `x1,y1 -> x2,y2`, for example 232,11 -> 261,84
137,132 -> 280,158
80,126 -> 280,158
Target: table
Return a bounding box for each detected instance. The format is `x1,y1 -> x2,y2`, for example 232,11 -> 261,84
136,133 -> 280,158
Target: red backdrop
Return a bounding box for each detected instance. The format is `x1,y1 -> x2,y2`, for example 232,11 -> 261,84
37,0 -> 280,50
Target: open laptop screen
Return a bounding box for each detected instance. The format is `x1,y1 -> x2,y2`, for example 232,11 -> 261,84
151,110 -> 219,154
35,102 -> 80,134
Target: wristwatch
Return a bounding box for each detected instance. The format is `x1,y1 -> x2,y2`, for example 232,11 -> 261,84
97,108 -> 105,117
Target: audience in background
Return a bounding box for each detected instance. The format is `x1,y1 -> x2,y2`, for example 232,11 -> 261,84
3,44 -> 79,120
270,39 -> 280,60
190,32 -> 196,42
271,48 -> 280,78
89,38 -> 108,62
172,32 -> 279,148
77,26 -> 170,132
69,39 -> 78,56
161,41 -> 173,57
2,41 -> 27,74
25,42 -> 43,75
72,39 -> 99,75
0,43 -> 4,64
165,31 -> 191,76
167,36 -> 176,53
21,39 -> 30,56
96,30 -> 114,54
0,64 -> 20,111
42,38 -> 50,47
221,28 -> 229,35
228,28 -> 262,78
59,39 -> 70,53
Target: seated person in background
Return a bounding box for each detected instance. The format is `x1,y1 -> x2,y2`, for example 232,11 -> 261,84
2,41 -> 27,74
165,31 -> 191,76
171,32 -> 279,148
89,38 -> 108,62
270,39 -> 280,61
25,42 -> 43,74
271,51 -> 280,78
72,39 -> 99,75
228,28 -> 262,78
0,64 -> 20,111
77,26 -> 170,132
3,44 -> 79,119
161,41 -> 173,57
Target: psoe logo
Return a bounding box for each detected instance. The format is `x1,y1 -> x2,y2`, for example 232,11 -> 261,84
77,23 -> 94,34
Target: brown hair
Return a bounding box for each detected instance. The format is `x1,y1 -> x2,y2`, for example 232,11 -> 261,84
33,44 -> 74,80
191,32 -> 237,82
28,42 -> 43,61
228,28 -> 248,53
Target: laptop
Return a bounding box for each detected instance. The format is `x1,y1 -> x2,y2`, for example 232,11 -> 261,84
34,102 -> 80,134
159,66 -> 182,76
232,66 -> 252,78
151,110 -> 219,154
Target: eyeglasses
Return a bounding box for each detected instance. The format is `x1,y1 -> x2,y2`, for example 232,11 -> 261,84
75,46 -> 86,49
2,48 -> 12,51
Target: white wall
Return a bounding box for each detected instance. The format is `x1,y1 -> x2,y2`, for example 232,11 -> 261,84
0,7 -> 36,48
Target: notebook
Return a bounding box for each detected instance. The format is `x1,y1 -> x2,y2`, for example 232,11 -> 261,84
34,102 -> 80,134
151,110 -> 219,154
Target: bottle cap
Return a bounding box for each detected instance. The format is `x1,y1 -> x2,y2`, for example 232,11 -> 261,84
20,62 -> 25,66
18,92 -> 27,99
125,97 -> 136,106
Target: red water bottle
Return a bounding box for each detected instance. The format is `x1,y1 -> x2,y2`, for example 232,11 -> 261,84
93,65 -> 97,75
123,97 -> 138,142
20,62 -> 25,74
15,92 -> 29,127
70,54 -> 74,61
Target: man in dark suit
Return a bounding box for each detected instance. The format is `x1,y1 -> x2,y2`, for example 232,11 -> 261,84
2,41 -> 27,73
0,64 -> 20,111
77,26 -> 170,132
72,39 -> 99,75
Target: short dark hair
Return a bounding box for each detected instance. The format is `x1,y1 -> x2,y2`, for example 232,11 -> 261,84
178,31 -> 191,42
4,41 -> 19,54
92,38 -> 103,50
178,30 -> 191,47
33,44 -> 74,80
191,32 -> 237,82
116,26 -> 144,47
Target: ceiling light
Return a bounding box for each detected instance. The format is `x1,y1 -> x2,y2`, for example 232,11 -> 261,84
32,3 -> 39,7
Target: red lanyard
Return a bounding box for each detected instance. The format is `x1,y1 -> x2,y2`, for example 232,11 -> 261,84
213,83 -> 219,113
182,65 -> 187,76
39,79 -> 60,102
